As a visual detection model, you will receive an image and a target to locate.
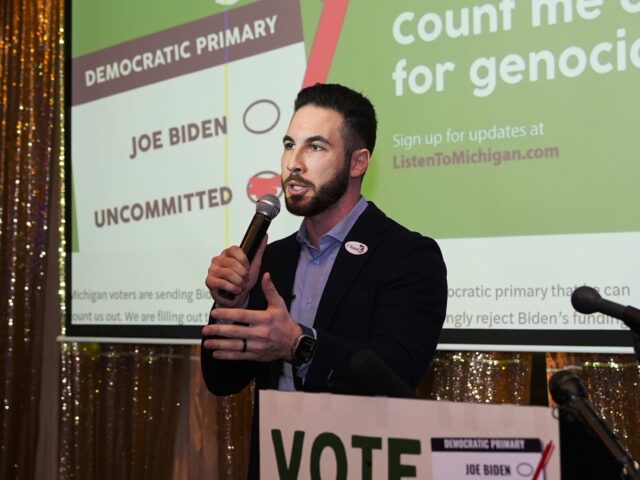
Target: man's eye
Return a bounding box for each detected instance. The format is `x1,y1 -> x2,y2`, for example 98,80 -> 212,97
283,141 -> 294,150
309,144 -> 324,151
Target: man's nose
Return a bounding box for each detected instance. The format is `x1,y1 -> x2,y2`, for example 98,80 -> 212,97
286,150 -> 304,174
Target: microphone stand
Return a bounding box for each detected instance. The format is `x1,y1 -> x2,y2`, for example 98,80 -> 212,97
561,399 -> 640,480
619,307 -> 640,363
551,370 -> 640,479
632,332 -> 640,364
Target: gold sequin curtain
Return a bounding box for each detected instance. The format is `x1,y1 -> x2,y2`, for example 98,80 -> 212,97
58,343 -> 187,480
0,0 -> 64,478
1,1 -> 639,479
0,1 -> 203,479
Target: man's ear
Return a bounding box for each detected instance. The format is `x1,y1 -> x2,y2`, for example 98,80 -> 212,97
350,148 -> 370,178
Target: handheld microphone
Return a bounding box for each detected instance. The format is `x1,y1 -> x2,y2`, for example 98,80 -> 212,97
571,286 -> 640,334
549,370 -> 640,479
219,194 -> 280,300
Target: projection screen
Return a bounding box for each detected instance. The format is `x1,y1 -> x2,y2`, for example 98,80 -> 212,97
68,0 -> 640,351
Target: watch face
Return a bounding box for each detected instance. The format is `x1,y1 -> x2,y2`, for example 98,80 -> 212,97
294,335 -> 317,364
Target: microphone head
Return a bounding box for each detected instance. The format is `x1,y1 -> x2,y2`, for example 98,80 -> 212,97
548,370 -> 587,405
255,194 -> 280,220
571,286 -> 602,314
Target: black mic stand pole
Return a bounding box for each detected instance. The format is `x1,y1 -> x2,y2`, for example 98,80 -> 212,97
632,331 -> 640,364
561,398 -> 640,480
619,307 -> 640,363
551,370 -> 640,479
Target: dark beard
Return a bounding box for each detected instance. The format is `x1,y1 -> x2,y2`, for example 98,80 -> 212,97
282,160 -> 350,217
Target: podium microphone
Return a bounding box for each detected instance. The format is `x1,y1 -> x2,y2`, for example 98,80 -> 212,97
219,194 -> 280,300
347,350 -> 417,399
571,286 -> 640,335
549,370 -> 640,479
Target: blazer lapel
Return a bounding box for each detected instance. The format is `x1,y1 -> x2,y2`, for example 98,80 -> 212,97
313,204 -> 387,331
268,234 -> 300,310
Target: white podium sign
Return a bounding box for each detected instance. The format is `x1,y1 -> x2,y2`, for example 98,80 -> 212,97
260,391 -> 560,480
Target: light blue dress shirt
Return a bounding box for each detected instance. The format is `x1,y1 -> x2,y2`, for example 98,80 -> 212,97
278,196 -> 369,391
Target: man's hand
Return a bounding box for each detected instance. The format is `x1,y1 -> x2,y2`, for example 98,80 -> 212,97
205,235 -> 267,308
201,272 -> 303,362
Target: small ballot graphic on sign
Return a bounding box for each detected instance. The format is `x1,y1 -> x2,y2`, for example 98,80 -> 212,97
431,437 -> 548,480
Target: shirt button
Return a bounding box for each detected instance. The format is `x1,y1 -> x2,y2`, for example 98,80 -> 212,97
305,296 -> 312,304
313,258 -> 321,265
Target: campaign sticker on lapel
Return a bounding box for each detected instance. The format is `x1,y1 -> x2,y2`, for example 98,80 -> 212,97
344,241 -> 368,256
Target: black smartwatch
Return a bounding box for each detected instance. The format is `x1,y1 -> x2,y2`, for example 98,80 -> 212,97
292,324 -> 317,367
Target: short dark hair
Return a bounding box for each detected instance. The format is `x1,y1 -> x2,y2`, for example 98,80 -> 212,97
294,83 -> 377,156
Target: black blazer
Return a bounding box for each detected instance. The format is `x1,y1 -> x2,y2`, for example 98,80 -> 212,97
201,202 -> 447,477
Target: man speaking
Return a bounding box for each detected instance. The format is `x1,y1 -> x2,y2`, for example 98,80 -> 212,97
201,83 -> 447,478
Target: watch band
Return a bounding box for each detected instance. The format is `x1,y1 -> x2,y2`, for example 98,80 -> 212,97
298,324 -> 314,337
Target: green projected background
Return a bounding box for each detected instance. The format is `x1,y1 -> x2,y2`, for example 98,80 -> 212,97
69,0 -> 640,350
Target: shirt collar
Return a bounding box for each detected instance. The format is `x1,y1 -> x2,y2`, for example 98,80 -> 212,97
296,196 -> 369,249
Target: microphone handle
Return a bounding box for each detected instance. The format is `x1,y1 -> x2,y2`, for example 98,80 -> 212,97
622,306 -> 640,335
239,213 -> 271,262
597,298 -> 640,335
219,213 -> 271,301
597,297 -> 627,321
